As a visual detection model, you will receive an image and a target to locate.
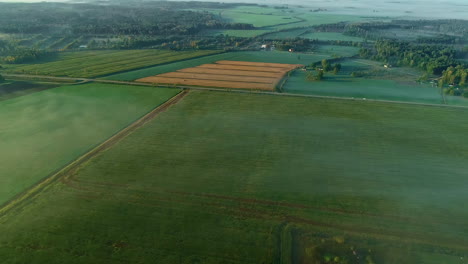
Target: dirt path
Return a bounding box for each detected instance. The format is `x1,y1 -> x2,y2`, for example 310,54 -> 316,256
0,90 -> 189,218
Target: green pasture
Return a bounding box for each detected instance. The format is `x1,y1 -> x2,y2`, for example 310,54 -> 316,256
262,28 -> 309,39
5,50 -> 220,78
316,45 -> 360,57
0,83 -> 179,206
1,91 -> 468,263
0,81 -> 59,101
201,29 -> 270,37
284,69 -> 446,104
301,32 -> 365,42
105,51 -> 330,81
219,9 -> 301,28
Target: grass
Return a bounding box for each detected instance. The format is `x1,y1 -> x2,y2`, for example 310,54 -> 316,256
5,50 -> 221,78
0,83 -> 179,206
0,81 -> 60,101
219,9 -> 301,28
105,51 -> 330,81
301,32 -> 365,42
283,58 -> 468,106
1,91 -> 468,263
316,45 -> 360,57
200,29 -> 271,37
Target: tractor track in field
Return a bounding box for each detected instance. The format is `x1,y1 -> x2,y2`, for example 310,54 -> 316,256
59,175 -> 468,252
60,180 -> 468,252
0,90 -> 189,218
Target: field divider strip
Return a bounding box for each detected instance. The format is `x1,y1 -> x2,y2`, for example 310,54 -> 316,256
4,73 -> 468,110
0,90 -> 189,219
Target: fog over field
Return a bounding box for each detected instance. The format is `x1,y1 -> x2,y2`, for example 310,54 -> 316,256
2,0 -> 467,19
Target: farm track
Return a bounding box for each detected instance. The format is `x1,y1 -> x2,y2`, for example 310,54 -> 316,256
0,90 -> 189,218
4,73 -> 468,110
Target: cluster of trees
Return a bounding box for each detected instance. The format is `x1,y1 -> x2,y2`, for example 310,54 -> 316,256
0,2 -> 254,36
306,59 -> 342,81
439,65 -> 467,97
359,40 -> 463,74
344,20 -> 468,43
0,40 -> 52,64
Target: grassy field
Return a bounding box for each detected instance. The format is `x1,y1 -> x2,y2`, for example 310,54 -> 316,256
301,32 -> 365,42
0,81 -> 60,101
0,83 -> 179,206
316,45 -> 360,57
1,91 -> 468,263
262,28 -> 309,39
200,29 -> 271,37
105,51 -> 329,81
218,7 -> 301,28
282,59 -> 468,105
4,50 -> 220,78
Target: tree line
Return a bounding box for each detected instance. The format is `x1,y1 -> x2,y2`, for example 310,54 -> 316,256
0,2 -> 254,36
359,40 -> 464,74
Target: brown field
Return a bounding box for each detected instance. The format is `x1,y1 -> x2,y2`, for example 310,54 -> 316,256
197,64 -> 290,73
177,68 -> 282,78
138,77 -> 274,90
136,60 -> 303,90
158,72 -> 277,84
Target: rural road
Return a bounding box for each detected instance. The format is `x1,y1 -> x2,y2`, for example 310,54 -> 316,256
4,73 -> 468,110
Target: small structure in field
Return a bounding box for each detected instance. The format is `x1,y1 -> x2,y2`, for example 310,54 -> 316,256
79,45 -> 88,49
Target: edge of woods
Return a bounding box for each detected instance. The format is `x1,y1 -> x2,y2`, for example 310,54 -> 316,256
0,89 -> 189,219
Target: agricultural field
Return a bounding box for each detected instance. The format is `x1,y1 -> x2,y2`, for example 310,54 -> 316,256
0,81 -> 60,101
200,29 -> 270,37
282,59 -> 460,105
316,45 -> 360,58
301,32 -> 365,42
105,51 -> 330,81
137,60 -> 302,90
216,6 -> 302,28
0,83 -> 179,206
4,50 -> 221,78
1,91 -> 468,263
262,28 -> 309,39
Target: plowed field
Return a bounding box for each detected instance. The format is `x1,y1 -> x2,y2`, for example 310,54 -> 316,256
136,60 -> 303,90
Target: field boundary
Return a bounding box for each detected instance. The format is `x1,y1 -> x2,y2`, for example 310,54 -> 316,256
0,90 -> 189,219
4,73 -> 468,110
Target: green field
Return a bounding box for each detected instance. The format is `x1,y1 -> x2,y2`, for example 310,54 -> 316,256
201,29 -> 271,37
0,83 -> 179,206
282,58 -> 468,105
219,7 -> 301,28
0,81 -> 60,101
1,91 -> 468,263
5,50 -> 220,78
262,28 -> 309,39
105,51 -> 331,81
301,32 -> 365,42
316,45 -> 360,57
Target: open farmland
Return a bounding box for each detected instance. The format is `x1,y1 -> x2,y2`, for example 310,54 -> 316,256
1,91 -> 468,263
137,60 -> 302,90
4,50 -> 221,78
0,83 -> 179,206
106,51 -> 324,81
0,81 -> 60,101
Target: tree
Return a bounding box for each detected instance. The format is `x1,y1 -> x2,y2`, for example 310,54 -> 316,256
333,63 -> 342,74
321,59 -> 331,72
0,73 -> 4,83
